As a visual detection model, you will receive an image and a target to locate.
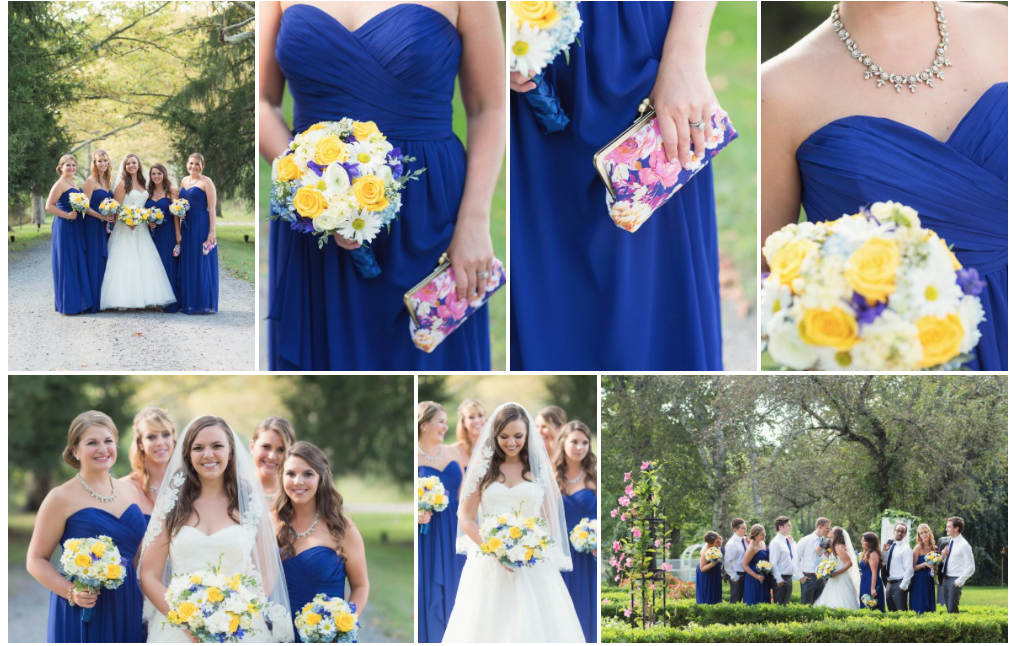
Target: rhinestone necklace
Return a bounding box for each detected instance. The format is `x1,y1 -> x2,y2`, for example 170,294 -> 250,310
294,512 -> 320,539
566,470 -> 585,485
832,1 -> 951,94
418,444 -> 443,463
77,473 -> 117,503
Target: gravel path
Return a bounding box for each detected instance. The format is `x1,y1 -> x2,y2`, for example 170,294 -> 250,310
8,239 -> 255,371
721,299 -> 758,371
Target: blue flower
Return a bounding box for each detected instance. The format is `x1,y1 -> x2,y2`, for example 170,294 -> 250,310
851,292 -> 886,326
956,268 -> 986,296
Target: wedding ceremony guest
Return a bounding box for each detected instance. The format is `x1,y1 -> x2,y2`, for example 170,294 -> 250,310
941,517 -> 976,613
768,515 -> 796,604
910,523 -> 939,614
883,523 -> 914,611
793,517 -> 831,605
724,518 -> 748,603
695,531 -> 724,605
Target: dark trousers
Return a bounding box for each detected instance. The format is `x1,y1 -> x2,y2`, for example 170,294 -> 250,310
941,577 -> 962,613
730,574 -> 745,603
774,575 -> 793,604
800,575 -> 826,605
886,579 -> 908,611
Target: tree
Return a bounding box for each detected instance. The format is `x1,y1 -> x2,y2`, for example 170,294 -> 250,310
545,375 -> 597,431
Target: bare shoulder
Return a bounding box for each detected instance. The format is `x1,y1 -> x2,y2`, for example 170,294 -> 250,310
955,1 -> 1007,78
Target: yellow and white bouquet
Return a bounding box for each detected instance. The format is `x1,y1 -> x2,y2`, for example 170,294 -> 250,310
861,593 -> 879,609
925,551 -> 942,568
68,191 -> 91,218
508,2 -> 582,77
145,206 -> 166,227
118,204 -> 144,228
704,546 -> 723,563
98,197 -> 120,217
59,535 -> 127,622
294,593 -> 359,643
815,556 -> 838,580
169,198 -> 190,221
416,475 -> 449,535
478,509 -> 553,570
163,554 -> 267,643
762,202 -> 986,371
569,518 -> 598,554
754,560 -> 773,576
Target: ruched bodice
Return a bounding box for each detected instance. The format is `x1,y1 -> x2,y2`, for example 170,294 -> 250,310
798,82 -> 1008,370
146,195 -> 171,218
283,546 -> 347,643
277,4 -> 460,140
61,503 -> 146,560
562,489 -> 596,531
419,461 -> 463,503
479,481 -> 543,518
56,187 -> 85,217
121,188 -> 149,208
88,187 -> 113,215
178,185 -> 207,213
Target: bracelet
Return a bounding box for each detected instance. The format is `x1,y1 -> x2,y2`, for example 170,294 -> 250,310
67,585 -> 76,607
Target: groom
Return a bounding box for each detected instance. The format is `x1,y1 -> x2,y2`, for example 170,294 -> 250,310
940,517 -> 976,613
883,523 -> 914,611
724,518 -> 749,603
793,517 -> 830,605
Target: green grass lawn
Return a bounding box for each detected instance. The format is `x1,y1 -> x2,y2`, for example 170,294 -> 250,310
217,224 -> 255,282
353,512 -> 414,643
7,221 -> 52,252
336,474 -> 411,506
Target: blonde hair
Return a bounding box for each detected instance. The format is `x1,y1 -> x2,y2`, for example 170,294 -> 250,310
537,406 -> 567,429
455,399 -> 486,453
188,152 -> 205,170
252,416 -> 296,451
129,408 -> 177,502
915,523 -> 938,552
90,149 -> 111,187
417,401 -> 445,438
63,411 -> 118,469
56,154 -> 77,176
749,523 -> 765,541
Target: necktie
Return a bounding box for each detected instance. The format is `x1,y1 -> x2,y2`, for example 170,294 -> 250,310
887,543 -> 894,574
787,537 -> 793,559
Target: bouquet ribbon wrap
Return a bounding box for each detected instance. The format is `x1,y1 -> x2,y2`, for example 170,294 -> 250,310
524,72 -> 570,134
350,246 -> 381,280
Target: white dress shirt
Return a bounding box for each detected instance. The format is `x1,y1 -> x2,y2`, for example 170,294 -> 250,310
724,534 -> 748,581
884,540 -> 914,589
769,533 -> 796,581
943,534 -> 976,587
793,531 -> 822,578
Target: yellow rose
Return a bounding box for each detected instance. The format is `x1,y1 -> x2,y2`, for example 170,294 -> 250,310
424,481 -> 434,490
770,239 -> 818,291
67,539 -> 81,553
510,1 -> 560,28
306,122 -> 328,132
228,612 -> 240,634
916,314 -> 963,367
189,574 -> 202,585
433,494 -> 444,504
509,527 -> 523,539
524,518 -> 536,530
335,612 -> 358,633
74,553 -> 92,569
497,516 -> 507,524
352,175 -> 389,211
352,120 -> 380,140
798,307 -> 859,351
294,186 -> 327,219
480,542 -> 490,553
177,601 -> 199,621
576,531 -> 589,540
487,537 -> 503,551
314,135 -> 347,165
305,612 -> 322,626
248,602 -> 259,617
302,602 -> 314,613
939,238 -> 962,270
417,487 -> 424,496
207,587 -> 224,602
90,542 -> 106,558
167,610 -> 179,624
105,563 -> 122,579
276,155 -> 301,182
844,237 -> 900,303
525,547 -> 534,561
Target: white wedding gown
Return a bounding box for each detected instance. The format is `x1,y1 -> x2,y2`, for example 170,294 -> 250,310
813,555 -> 860,610
147,525 -> 274,643
100,189 -> 176,309
442,481 -> 585,643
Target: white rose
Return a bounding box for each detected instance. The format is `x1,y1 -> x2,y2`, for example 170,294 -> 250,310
506,545 -> 528,562
204,610 -> 232,635
767,310 -> 817,369
850,310 -> 922,371
324,162 -> 350,195
957,295 -> 985,354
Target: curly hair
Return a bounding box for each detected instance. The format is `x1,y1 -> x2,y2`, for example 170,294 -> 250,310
275,442 -> 348,560
553,420 -> 597,494
164,416 -> 239,539
477,404 -> 531,492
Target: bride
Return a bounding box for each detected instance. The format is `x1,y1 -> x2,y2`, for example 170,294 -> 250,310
100,153 -> 177,310
813,526 -> 860,610
138,415 -> 292,643
443,403 -> 584,643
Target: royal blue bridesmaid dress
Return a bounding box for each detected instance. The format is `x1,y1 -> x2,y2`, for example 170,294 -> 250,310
146,195 -> 180,313
798,82 -> 1008,370
283,546 -> 349,643
510,1 -> 723,370
83,187 -> 111,313
46,504 -> 146,643
417,461 -> 463,643
561,489 -> 597,642
909,554 -> 936,614
858,558 -> 885,612
51,188 -> 93,315
269,4 -> 490,371
743,549 -> 772,605
177,184 -> 218,314
695,558 -> 723,605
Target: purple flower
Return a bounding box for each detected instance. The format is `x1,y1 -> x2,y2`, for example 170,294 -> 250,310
306,160 -> 325,177
851,292 -> 886,326
956,268 -> 986,296
387,147 -> 405,180
289,217 -> 315,234
340,161 -> 361,180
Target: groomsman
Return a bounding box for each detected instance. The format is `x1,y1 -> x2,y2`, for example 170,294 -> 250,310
940,517 -> 976,613
884,523 -> 914,611
725,518 -> 749,603
793,517 -> 830,605
769,516 -> 796,604
936,534 -> 952,606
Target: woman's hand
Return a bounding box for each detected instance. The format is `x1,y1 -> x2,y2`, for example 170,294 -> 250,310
332,232 -> 362,251
650,56 -> 718,170
510,71 -> 537,93
71,587 -> 99,608
446,211 -> 494,301
417,510 -> 432,525
205,232 -> 216,247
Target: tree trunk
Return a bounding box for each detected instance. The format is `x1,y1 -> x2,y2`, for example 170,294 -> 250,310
31,192 -> 46,227
25,469 -> 52,512
747,425 -> 764,517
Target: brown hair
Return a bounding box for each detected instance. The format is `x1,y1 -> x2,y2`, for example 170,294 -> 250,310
947,517 -> 965,533
731,518 -> 746,531
861,531 -> 883,563
275,442 -> 349,560
455,399 -> 486,454
56,154 -> 77,177
477,404 -> 531,492
90,150 -> 111,187
147,163 -> 175,200
129,407 -> 177,502
120,154 -> 145,193
704,530 -> 721,546
749,523 -> 765,541
553,421 -> 597,494
164,416 -> 239,539
915,523 -> 937,552
894,523 -> 908,537
63,411 -> 118,469
253,416 -> 296,451
417,401 -> 445,439
775,516 -> 791,531
829,526 -> 847,552
537,406 -> 567,429
188,152 -> 205,170
816,517 -> 831,529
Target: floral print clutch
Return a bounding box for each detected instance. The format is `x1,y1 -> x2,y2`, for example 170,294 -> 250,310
593,104 -> 737,233
404,254 -> 506,353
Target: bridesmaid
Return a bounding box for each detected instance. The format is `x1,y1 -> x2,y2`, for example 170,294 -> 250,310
118,407 -> 177,525
535,406 -> 566,458
26,411 -> 145,642
742,524 -> 773,605
695,531 -> 724,605
859,532 -> 885,612
555,421 -> 598,643
910,523 -> 938,614
417,402 -> 463,643
146,164 -> 180,313
451,399 -> 486,470
251,416 -> 296,500
276,442 -> 370,643
177,152 -> 219,314
46,154 -> 93,315
81,150 -> 114,313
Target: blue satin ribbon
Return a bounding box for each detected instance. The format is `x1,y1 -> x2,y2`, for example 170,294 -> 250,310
349,246 -> 381,279
524,72 -> 570,134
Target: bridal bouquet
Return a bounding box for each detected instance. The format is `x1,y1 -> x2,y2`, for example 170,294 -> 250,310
478,509 -> 553,570
925,551 -> 942,568
163,554 -> 267,642
762,201 -> 986,371
68,192 -> 91,218
416,475 -> 449,535
59,535 -> 127,623
569,518 -> 598,554
861,593 -> 878,609
754,560 -> 773,576
294,593 -> 359,643
118,204 -> 144,228
815,556 -> 838,580
270,118 -> 424,279
704,546 -> 723,563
